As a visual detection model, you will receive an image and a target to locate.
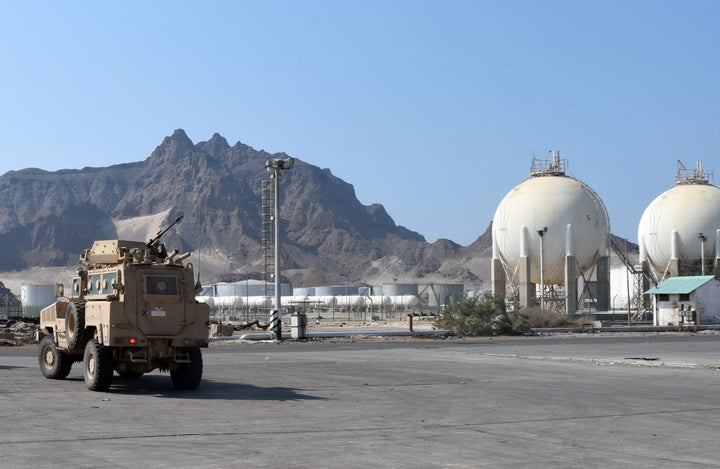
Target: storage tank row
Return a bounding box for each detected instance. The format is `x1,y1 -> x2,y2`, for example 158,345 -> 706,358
198,282 -> 464,318
492,152 -> 720,316
197,294 -> 419,309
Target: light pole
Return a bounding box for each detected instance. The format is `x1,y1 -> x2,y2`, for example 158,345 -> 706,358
265,156 -> 294,340
699,233 -> 708,275
537,227 -> 548,310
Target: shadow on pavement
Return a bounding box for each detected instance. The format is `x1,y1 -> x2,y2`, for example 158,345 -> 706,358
106,374 -> 323,401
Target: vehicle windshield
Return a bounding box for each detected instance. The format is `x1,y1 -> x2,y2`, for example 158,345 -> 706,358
145,275 -> 179,296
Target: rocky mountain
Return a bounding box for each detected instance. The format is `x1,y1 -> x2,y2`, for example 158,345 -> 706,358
0,130 -> 492,289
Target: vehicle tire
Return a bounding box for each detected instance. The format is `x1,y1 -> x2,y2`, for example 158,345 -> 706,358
170,348 -> 203,390
66,301 -> 91,350
38,335 -> 73,379
84,339 -> 114,392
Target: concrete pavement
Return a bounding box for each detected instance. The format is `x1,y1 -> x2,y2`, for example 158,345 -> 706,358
2,333 -> 720,468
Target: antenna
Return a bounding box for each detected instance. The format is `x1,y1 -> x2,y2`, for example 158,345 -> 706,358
196,212 -> 201,288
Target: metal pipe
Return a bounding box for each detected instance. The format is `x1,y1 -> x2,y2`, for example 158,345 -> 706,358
565,224 -> 574,257
699,233 -> 707,275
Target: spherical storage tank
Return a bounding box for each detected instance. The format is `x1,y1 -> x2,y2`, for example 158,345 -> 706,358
493,154 -> 609,285
638,162 -> 720,277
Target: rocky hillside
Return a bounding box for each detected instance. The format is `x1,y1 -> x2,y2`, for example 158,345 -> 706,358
0,130 -> 492,289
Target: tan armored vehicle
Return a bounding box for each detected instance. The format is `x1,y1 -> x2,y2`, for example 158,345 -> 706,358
37,216 -> 210,391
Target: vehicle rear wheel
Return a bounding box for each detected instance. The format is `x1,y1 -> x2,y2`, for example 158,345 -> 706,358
170,348 -> 203,390
38,335 -> 73,379
84,339 -> 114,391
66,301 -> 91,350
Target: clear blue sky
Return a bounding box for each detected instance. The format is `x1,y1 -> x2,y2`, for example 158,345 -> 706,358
1,1 -> 718,245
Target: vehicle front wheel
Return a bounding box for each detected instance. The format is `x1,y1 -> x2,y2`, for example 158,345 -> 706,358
84,339 -> 114,392
38,335 -> 73,379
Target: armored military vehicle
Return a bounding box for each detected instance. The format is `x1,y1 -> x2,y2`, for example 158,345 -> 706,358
37,216 -> 210,391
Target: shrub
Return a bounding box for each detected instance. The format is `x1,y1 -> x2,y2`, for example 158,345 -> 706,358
507,306 -> 593,333
435,296 -> 511,337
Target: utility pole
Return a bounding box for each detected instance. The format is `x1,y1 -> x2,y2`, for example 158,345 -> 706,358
699,233 -> 708,275
264,157 -> 294,340
537,227 -> 548,310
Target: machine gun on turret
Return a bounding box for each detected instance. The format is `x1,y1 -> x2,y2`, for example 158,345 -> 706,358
147,214 -> 184,248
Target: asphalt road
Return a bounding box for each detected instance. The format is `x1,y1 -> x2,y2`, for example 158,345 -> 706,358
2,333 -> 720,468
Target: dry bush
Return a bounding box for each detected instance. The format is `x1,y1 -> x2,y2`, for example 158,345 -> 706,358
508,306 -> 594,332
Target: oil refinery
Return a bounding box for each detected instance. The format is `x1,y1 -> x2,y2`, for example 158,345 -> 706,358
10,154 -> 720,329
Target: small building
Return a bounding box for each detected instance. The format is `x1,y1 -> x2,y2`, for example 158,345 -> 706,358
645,276 -> 720,326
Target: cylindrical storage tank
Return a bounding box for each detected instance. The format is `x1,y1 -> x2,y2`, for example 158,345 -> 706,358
427,284 -> 465,308
365,295 -> 391,307
245,296 -> 272,308
195,296 -> 215,308
609,266 -> 634,310
214,283 -> 238,297
293,287 -> 316,296
21,284 -> 57,306
314,286 -> 360,296
638,183 -> 720,277
305,296 -> 335,307
198,286 -> 216,296
319,295 -> 337,307
213,281 -> 290,297
335,295 -> 365,307
493,175 -> 609,284
389,295 -> 419,308
382,283 -> 419,297
212,296 -> 244,308
21,284 -> 58,317
272,295 -> 310,307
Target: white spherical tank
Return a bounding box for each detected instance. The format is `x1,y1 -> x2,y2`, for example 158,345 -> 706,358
638,183 -> 720,275
493,175 -> 609,285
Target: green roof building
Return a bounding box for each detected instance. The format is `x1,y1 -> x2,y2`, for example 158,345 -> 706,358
645,276 -> 720,326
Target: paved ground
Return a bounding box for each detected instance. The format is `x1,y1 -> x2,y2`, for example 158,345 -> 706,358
2,333 -> 720,468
